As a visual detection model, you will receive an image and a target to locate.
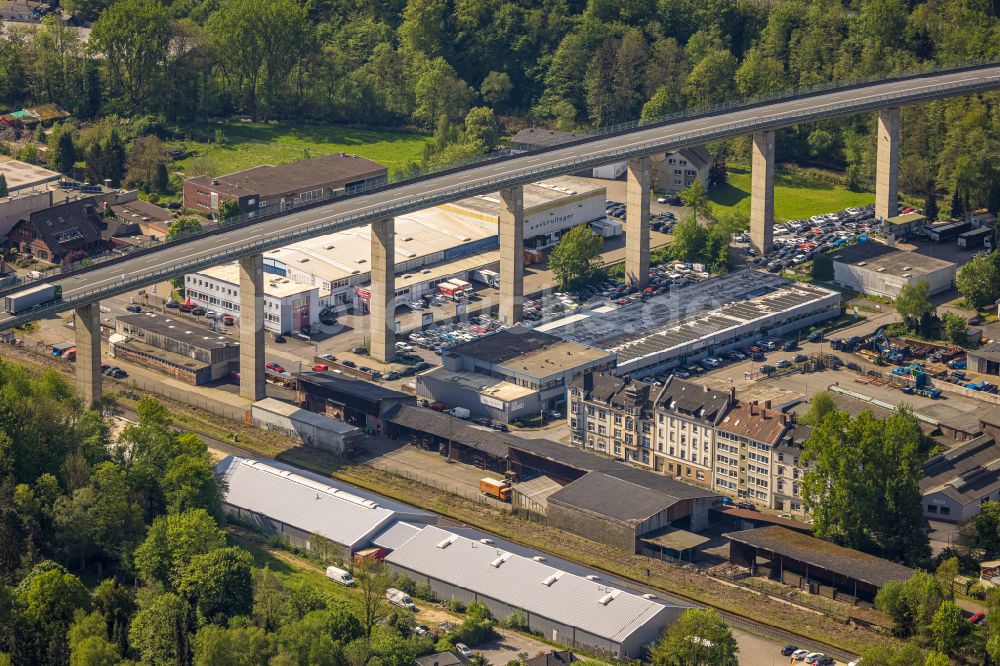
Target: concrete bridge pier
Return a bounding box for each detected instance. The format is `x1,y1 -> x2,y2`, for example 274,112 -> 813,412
370,217 -> 396,363
749,130 -> 776,255
875,107 -> 900,220
239,254 -> 266,401
75,302 -> 102,407
625,156 -> 651,288
499,186 -> 524,324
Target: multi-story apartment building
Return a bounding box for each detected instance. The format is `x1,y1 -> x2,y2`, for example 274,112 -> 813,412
567,372 -> 733,490
772,424 -> 812,517
714,401 -> 792,507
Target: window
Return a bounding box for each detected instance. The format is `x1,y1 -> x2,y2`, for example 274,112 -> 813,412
696,471 -> 704,481
614,429 -> 622,440
614,414 -> 622,425
927,505 -> 938,514
940,506 -> 951,516
614,444 -> 621,455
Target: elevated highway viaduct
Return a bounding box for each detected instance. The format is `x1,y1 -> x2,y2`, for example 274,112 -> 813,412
4,63 -> 999,405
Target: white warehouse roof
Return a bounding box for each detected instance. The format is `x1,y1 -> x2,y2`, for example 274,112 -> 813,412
385,525 -> 678,644
217,456 -> 434,548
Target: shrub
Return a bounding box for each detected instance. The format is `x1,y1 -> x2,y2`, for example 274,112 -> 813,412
414,582 -> 436,601
448,599 -> 465,613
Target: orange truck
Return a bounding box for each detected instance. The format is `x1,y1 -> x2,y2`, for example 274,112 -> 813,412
479,477 -> 511,502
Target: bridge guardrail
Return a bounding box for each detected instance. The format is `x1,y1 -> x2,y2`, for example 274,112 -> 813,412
5,59 -> 998,297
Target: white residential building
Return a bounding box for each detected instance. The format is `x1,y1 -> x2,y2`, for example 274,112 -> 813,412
185,263 -> 322,334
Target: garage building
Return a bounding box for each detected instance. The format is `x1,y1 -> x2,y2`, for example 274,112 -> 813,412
385,525 -> 683,658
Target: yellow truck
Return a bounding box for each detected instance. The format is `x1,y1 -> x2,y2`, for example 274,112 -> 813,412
479,477 -> 511,502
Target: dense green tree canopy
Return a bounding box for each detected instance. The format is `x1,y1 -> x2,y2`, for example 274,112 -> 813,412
802,405 -> 930,564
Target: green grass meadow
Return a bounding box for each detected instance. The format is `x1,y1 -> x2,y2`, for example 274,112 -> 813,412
709,166 -> 874,221
174,122 -> 433,178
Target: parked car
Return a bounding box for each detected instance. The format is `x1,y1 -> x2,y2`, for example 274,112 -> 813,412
384,371 -> 401,381
455,644 -> 473,659
165,300 -> 180,309
341,360 -> 356,368
222,315 -> 235,326
776,359 -> 792,369
125,304 -> 141,313
352,346 -> 369,355
266,362 -> 285,373
736,502 -> 756,511
792,354 -> 808,363
191,307 -> 206,316
312,364 -> 328,372
274,334 -> 286,343
760,364 -> 776,374
780,645 -> 798,657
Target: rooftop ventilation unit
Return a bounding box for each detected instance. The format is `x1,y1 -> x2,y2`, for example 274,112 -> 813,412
490,553 -> 512,568
541,573 -> 561,587
436,535 -> 457,550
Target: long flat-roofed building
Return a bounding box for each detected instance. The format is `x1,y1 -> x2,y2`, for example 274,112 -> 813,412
415,366 -> 539,423
832,242 -> 955,298
263,207 -> 499,310
547,271 -> 840,377
439,176 -> 605,249
442,329 -> 615,411
112,312 -> 239,384
384,525 -> 684,658
183,153 -> 388,217
217,456 -> 435,559
258,176 -> 603,311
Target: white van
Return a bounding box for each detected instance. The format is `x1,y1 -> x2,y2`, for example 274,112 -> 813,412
386,587 -> 417,610
325,566 -> 355,587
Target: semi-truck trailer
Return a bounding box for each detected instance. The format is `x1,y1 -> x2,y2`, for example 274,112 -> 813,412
4,283 -> 62,314
471,269 -> 500,287
479,477 -> 511,502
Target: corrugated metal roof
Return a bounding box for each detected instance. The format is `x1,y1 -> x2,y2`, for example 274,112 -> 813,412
371,521 -> 425,550
386,526 -> 677,643
218,456 -> 424,548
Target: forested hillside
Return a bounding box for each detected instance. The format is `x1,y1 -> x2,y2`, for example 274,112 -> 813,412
1,0 -> 998,206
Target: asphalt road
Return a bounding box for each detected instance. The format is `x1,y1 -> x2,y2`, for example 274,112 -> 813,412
6,63 -> 1000,330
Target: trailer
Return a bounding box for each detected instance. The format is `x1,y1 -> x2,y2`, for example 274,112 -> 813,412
471,269 -> 500,288
4,283 -> 62,314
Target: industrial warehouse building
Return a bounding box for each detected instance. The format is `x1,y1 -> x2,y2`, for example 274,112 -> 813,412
546,271 -> 840,377
257,175 -> 604,312
217,456 -> 435,559
545,469 -> 718,553
415,366 -> 540,423
441,329 -> 615,411
831,242 -> 956,298
385,525 -> 684,658
438,176 -> 606,249
296,372 -> 414,432
111,313 -> 239,384
251,398 -> 364,456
